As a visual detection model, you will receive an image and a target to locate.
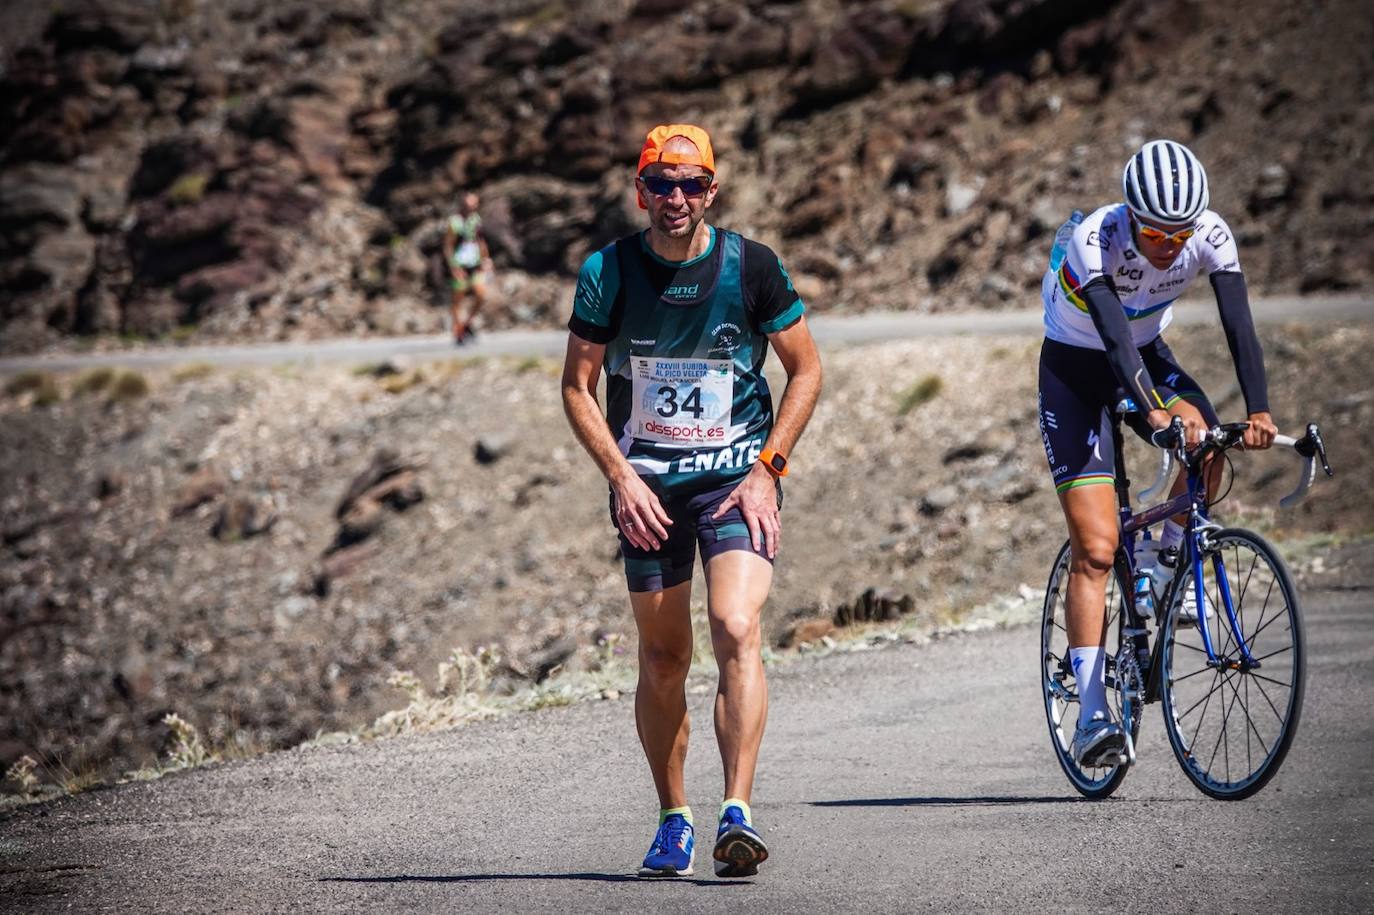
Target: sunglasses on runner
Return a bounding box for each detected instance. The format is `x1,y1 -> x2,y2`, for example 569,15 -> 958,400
1136,223 -> 1195,245
639,175 -> 713,198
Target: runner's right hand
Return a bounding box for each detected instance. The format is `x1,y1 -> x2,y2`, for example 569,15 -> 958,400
611,470 -> 672,552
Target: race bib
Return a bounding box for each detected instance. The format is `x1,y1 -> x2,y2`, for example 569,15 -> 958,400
630,356 -> 733,446
454,240 -> 482,268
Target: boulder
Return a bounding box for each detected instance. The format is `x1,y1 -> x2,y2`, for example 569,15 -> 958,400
211,494 -> 278,541
0,164 -> 84,227
172,466 -> 227,516
474,435 -> 513,465
779,616 -> 836,648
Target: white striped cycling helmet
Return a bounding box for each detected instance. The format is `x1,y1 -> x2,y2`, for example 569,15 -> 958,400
1122,140 -> 1209,225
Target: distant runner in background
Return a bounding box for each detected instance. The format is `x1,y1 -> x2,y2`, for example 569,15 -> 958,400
442,191 -> 493,345
562,124 -> 822,879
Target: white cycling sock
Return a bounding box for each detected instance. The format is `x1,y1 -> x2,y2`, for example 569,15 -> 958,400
1160,520 -> 1184,553
1070,646 -> 1108,728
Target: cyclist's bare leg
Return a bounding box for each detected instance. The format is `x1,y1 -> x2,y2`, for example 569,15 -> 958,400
631,580 -> 694,809
1060,483 -> 1120,650
704,550 -> 772,804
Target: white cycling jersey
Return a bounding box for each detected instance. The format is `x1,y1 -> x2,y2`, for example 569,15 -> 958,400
1041,204 -> 1241,350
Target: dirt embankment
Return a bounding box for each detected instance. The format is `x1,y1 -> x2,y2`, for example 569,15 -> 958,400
3,0 -> 1372,352
3,322 -> 1370,784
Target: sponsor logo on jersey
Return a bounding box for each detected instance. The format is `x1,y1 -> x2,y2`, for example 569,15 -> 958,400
1086,230 -> 1110,250
1116,266 -> 1144,281
665,283 -> 700,299
674,439 -> 763,474
1206,226 -> 1230,249
1148,276 -> 1188,295
631,338 -> 657,346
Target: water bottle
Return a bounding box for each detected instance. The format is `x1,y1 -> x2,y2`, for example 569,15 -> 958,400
1150,545 -> 1180,589
1048,209 -> 1085,273
1132,572 -> 1155,619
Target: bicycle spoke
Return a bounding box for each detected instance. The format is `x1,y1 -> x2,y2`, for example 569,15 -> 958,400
1174,640 -> 1210,656
1252,644 -> 1292,664
1243,584 -> 1288,646
1245,675 -> 1253,773
1184,667 -> 1225,758
1247,576 -> 1279,656
1248,673 -> 1288,726
1223,669 -> 1272,761
1172,665 -> 1217,684
1209,671 -> 1244,779
1177,668 -> 1228,721
1247,670 -> 1294,690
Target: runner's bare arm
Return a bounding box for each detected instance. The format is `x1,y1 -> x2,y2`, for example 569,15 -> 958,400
761,314 -> 823,459
561,333 -> 672,549
442,225 -> 456,274
711,314 -> 822,558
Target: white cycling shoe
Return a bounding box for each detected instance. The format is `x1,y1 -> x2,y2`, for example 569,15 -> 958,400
1176,587 -> 1215,625
1071,713 -> 1130,768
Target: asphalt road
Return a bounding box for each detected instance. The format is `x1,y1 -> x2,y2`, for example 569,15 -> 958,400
2,543 -> 1370,913
1,294 -> 1370,374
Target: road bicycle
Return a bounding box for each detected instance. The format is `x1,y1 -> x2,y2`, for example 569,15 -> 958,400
1040,406 -> 1332,799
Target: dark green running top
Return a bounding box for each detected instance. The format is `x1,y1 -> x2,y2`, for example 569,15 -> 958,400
569,226 -> 805,496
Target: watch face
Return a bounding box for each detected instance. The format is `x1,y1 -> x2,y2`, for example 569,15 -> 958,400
768,453 -> 786,472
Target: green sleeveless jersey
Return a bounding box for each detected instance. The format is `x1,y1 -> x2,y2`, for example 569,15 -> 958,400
569,227 -> 804,496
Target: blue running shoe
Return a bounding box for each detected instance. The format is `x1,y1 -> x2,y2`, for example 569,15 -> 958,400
638,813 -> 694,878
713,805 -> 768,878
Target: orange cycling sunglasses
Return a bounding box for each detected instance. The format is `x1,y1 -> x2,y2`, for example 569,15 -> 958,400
1136,223 -> 1195,245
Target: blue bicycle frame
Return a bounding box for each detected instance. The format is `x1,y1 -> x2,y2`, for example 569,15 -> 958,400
1112,417 -> 1258,677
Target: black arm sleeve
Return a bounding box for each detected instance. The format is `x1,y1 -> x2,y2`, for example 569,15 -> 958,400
1210,271 -> 1269,414
1081,276 -> 1164,412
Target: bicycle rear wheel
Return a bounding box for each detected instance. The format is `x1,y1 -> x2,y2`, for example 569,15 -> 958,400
1160,528 -> 1306,800
1040,540 -> 1141,799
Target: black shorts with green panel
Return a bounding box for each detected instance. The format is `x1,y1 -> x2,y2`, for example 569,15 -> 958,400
568,226 -> 804,590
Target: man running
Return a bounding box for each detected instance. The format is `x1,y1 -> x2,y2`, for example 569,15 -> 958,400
1038,139 -> 1276,768
561,124 -> 822,878
442,191 -> 492,345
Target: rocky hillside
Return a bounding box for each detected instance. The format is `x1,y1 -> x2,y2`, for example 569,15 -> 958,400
2,323 -> 1370,784
2,0 -> 1371,353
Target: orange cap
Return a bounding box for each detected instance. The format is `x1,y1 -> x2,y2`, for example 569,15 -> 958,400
637,124 -> 715,176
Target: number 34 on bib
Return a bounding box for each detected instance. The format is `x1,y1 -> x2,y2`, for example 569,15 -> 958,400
630,356 -> 734,446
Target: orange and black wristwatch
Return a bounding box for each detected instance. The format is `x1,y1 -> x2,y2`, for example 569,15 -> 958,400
759,448 -> 789,478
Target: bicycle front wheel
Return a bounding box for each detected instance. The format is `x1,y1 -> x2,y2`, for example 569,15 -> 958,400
1160,528 -> 1306,800
1040,539 -> 1140,799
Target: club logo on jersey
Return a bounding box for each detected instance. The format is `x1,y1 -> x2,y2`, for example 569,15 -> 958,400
709,321 -> 743,355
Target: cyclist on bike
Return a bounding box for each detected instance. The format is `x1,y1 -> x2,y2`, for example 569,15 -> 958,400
561,124 -> 822,877
1038,139 -> 1277,767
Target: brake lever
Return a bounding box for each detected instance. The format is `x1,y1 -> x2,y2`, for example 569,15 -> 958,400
1275,424 -> 1331,509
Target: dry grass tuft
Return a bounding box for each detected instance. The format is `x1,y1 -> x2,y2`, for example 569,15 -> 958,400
896,374 -> 943,415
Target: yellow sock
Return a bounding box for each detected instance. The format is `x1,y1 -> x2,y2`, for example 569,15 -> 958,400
659,805 -> 692,825
720,798 -> 752,823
